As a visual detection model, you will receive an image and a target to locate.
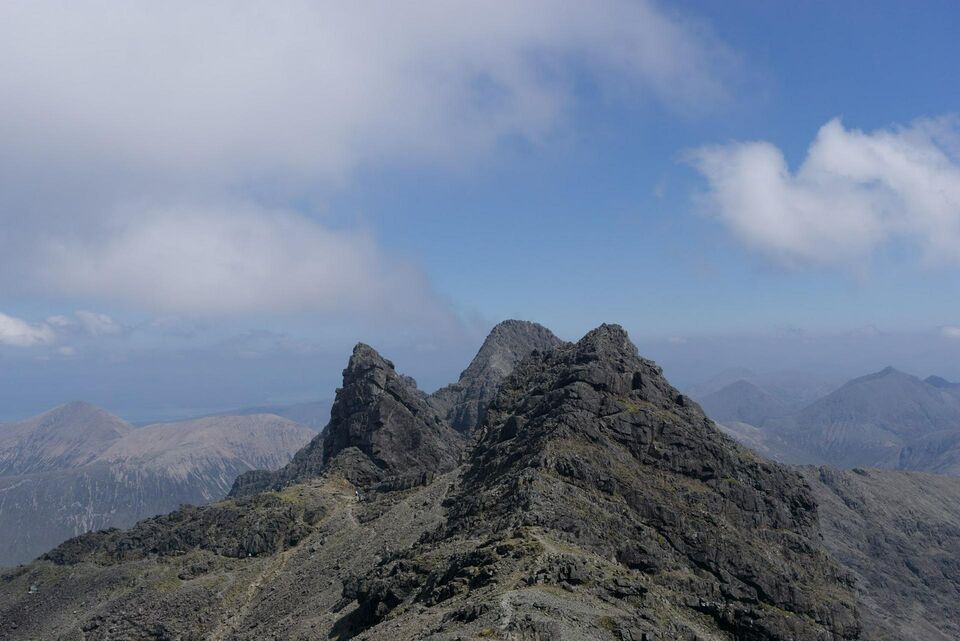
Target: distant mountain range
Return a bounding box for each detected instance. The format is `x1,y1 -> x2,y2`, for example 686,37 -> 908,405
689,367 -> 837,412
0,402 -> 313,567
697,367 -> 960,475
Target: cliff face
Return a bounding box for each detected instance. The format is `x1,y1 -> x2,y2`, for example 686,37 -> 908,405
231,343 -> 463,497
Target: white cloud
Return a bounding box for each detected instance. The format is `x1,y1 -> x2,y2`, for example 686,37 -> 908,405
0,312 -> 56,347
40,203 -> 446,318
0,309 -> 124,348
0,1 -> 730,182
689,116 -> 960,267
0,1 -> 734,319
43,311 -> 123,336
74,311 -> 122,336
942,326 -> 960,340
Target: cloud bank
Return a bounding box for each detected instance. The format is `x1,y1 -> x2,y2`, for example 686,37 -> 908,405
0,1 -> 733,318
690,117 -> 960,268
39,204 -> 441,317
942,326 -> 960,340
0,310 -> 120,348
0,313 -> 56,347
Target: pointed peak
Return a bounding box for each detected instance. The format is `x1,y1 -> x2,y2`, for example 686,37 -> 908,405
349,342 -> 394,369
718,378 -> 769,394
55,400 -> 103,414
324,342 -> 461,476
926,375 -> 955,388
477,319 -> 562,354
42,401 -> 127,425
458,320 -> 563,383
858,365 -> 909,382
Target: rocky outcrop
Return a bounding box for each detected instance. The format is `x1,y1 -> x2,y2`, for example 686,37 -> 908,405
231,343 -> 464,496
43,492 -> 320,565
430,319 -> 563,433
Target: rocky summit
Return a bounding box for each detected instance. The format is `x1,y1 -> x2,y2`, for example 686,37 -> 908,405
429,319 -> 563,433
0,322 -> 958,640
230,342 -> 463,497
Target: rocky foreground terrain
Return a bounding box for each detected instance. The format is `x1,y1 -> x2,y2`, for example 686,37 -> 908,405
1,321 -> 958,640
0,408 -> 313,567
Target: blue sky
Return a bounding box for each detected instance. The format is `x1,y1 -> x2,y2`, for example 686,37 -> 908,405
1,1 -> 960,420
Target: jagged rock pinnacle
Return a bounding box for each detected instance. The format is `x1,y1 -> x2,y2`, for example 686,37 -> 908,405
231,341 -> 463,495
430,319 -> 564,432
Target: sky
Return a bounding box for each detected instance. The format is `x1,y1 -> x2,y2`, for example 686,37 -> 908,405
2,1 -> 960,421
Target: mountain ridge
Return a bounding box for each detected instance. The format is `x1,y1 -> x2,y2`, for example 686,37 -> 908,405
2,322 -> 869,641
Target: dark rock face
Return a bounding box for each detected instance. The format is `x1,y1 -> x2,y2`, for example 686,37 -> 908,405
349,325 -> 860,640
231,343 -> 463,496
430,320 -> 563,433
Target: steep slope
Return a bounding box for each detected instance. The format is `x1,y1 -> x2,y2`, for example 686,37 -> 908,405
803,467 -> 960,641
698,378 -> 789,425
715,421 -> 803,463
0,401 -> 132,476
0,414 -> 312,567
429,319 -> 563,432
230,343 -> 463,497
